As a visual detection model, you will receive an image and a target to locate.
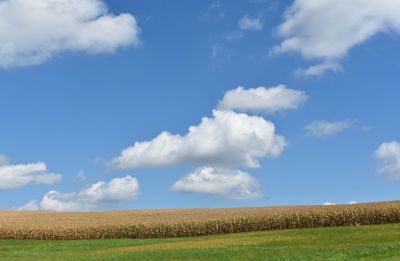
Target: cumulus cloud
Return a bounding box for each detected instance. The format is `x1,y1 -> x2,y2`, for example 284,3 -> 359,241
112,86 -> 296,200
171,167 -> 262,200
111,110 -> 286,169
218,85 -> 307,114
304,120 -> 354,138
272,0 -> 400,75
375,141 -> 400,179
19,175 -> 140,212
0,0 -> 140,68
0,161 -> 61,190
238,15 -> 263,31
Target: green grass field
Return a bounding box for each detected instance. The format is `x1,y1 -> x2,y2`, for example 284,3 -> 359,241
1,224 -> 400,260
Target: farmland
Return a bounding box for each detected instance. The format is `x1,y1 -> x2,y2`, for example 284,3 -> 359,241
2,223 -> 400,260
0,201 -> 400,240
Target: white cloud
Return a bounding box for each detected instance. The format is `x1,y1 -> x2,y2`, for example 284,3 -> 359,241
304,120 -> 354,138
0,161 -> 61,190
19,175 -> 140,212
218,85 -> 307,114
111,110 -> 286,169
239,15 -> 263,31
375,141 -> 400,179
322,201 -> 358,206
0,155 -> 10,166
171,167 -> 262,200
295,62 -> 342,77
272,0 -> 400,75
0,0 -> 140,68
112,87 -> 296,200
19,200 -> 40,211
322,202 -> 337,206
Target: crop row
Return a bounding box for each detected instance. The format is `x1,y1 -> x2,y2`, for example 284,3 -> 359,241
1,206 -> 400,240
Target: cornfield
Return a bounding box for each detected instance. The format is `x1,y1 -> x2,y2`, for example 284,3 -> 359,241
1,201 -> 400,240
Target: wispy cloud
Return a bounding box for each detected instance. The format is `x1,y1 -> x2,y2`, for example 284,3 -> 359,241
73,170 -> 87,184
212,44 -> 232,60
323,201 -> 358,206
304,120 -> 357,138
238,15 -> 263,31
295,62 -> 342,77
0,155 -> 10,166
200,0 -> 225,22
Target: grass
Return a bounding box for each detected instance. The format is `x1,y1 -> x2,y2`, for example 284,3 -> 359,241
1,224 -> 400,260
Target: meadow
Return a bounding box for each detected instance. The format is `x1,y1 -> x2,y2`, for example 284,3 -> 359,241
0,201 -> 400,240
2,223 -> 400,260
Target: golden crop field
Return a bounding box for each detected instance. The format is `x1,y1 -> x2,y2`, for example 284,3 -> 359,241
1,201 -> 400,240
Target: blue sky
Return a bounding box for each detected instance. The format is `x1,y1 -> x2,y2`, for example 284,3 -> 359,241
1,0 -> 400,211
